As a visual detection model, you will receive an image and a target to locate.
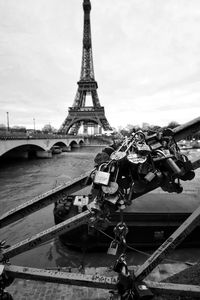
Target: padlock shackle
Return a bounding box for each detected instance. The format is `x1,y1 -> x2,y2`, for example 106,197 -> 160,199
155,150 -> 182,175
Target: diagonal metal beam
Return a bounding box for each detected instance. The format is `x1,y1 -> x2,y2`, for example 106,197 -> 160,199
134,201 -> 200,281
0,171 -> 90,229
5,265 -> 117,290
145,280 -> 200,298
172,116 -> 200,142
5,265 -> 200,297
2,210 -> 91,260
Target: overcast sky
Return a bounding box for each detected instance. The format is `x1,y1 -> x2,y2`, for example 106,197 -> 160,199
0,0 -> 200,130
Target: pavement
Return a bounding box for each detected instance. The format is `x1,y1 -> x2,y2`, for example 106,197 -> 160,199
6,279 -> 109,300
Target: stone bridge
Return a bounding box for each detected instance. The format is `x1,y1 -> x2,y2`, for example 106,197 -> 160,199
0,136 -> 85,158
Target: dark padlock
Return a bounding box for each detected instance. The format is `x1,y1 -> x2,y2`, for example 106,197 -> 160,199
132,281 -> 154,299
176,155 -> 195,181
94,152 -> 110,166
113,257 -> 126,273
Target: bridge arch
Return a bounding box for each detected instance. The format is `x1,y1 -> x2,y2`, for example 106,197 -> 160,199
1,144 -> 46,159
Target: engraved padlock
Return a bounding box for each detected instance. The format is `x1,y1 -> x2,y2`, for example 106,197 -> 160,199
136,142 -> 151,156
102,164 -> 119,194
93,163 -> 110,186
105,194 -> 119,205
107,240 -> 119,255
144,171 -> 156,182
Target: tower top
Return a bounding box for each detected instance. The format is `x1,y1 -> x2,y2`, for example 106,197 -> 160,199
83,0 -> 91,12
60,0 -> 112,133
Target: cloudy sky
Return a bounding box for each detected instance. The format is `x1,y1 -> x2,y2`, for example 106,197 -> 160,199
0,0 -> 200,130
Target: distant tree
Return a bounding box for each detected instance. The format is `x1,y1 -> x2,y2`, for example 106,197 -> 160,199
167,121 -> 180,129
42,124 -> 57,133
119,128 -> 130,137
11,126 -> 27,133
0,123 -> 6,129
148,124 -> 162,133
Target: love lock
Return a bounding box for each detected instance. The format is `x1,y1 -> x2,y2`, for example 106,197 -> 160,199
136,142 -> 151,156
105,194 -> 119,205
133,281 -> 154,299
176,155 -> 195,181
110,151 -> 127,162
114,222 -> 129,245
157,149 -> 183,176
102,165 -> 119,194
93,163 -> 110,186
94,152 -> 110,166
107,240 -> 119,255
127,153 -> 147,165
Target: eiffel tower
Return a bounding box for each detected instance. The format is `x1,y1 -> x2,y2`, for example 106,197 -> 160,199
60,0 -> 112,135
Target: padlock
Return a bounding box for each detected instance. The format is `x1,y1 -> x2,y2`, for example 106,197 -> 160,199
93,163 -> 110,186
102,165 -> 119,194
133,281 -> 154,299
105,194 -> 119,205
136,142 -> 151,156
114,222 -> 129,244
113,254 -> 128,274
144,171 -> 156,182
118,199 -> 126,210
107,240 -> 119,255
149,141 -> 162,150
94,152 -> 110,166
127,153 -> 147,164
102,181 -> 119,194
165,157 -> 183,175
156,149 -> 182,176
176,155 -> 195,181
110,151 -> 127,161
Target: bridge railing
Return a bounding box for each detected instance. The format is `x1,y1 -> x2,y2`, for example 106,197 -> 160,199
0,132 -> 86,140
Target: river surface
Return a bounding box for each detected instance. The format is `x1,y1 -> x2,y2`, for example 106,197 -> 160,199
0,146 -> 200,279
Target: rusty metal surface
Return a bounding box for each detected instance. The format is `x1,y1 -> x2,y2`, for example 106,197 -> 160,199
145,280 -> 200,298
5,265 -> 117,290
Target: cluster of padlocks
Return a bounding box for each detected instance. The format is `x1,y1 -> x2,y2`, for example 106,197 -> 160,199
92,129 -> 194,203
86,128 -> 195,256
86,128 -> 196,254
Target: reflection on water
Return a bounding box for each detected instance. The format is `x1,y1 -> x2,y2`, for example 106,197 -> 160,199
0,147 -> 200,275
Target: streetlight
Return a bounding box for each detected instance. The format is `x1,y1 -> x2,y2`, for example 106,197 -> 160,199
33,118 -> 35,133
6,112 -> 10,131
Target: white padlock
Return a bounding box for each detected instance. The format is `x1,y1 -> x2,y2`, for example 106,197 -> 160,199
93,163 -> 110,186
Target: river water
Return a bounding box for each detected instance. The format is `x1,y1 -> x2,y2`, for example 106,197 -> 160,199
0,146 -> 200,280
